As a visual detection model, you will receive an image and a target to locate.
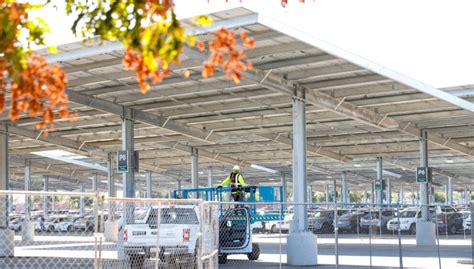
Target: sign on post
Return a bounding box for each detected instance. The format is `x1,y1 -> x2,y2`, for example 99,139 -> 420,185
374,179 -> 383,191
416,167 -> 432,183
117,150 -> 128,173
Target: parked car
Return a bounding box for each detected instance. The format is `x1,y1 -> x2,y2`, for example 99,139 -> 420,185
386,208 -> 435,234
335,212 -> 364,233
463,214 -> 471,233
43,216 -> 69,232
267,213 -> 293,234
360,209 -> 395,233
73,215 -> 95,232
57,217 -> 80,232
8,217 -> 23,231
435,213 -> 464,234
308,209 -> 350,234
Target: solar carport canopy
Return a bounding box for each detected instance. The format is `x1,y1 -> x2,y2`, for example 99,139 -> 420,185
4,8 -> 473,193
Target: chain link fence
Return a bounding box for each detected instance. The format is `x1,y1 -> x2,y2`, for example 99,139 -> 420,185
0,190 -> 472,268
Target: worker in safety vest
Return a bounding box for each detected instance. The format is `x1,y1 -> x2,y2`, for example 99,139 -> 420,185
217,165 -> 247,201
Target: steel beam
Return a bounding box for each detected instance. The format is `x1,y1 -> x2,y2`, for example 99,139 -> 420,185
240,66 -> 474,158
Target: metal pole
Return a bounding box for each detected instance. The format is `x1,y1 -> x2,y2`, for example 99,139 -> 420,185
107,153 -> 116,220
191,148 -> 199,189
411,186 -> 416,205
0,124 -> 8,228
376,157 -> 383,206
207,167 -> 213,188
122,117 -> 135,224
399,186 -> 404,205
420,130 -> 429,222
146,171 -> 152,198
371,182 -> 375,205
92,173 -> 98,219
43,176 -> 49,215
324,181 -> 330,208
24,160 -> 31,221
464,185 -> 469,205
80,183 -> 85,217
447,178 -> 453,205
177,180 -> 182,191
291,91 -> 308,233
386,178 -> 392,206
280,173 -> 287,202
341,172 -> 348,206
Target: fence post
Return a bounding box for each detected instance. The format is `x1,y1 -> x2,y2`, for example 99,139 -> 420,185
155,201 -> 162,269
396,196 -> 403,269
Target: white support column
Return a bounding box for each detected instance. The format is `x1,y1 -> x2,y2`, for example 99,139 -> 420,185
122,117 -> 135,225
0,124 -> 14,257
376,157 -> 383,205
371,182 -> 375,205
416,129 -> 436,246
447,178 -> 453,205
22,160 -> 34,241
146,171 -> 152,198
307,185 -> 313,203
386,178 -> 392,206
191,148 -> 199,189
411,186 -> 416,205
79,183 -> 85,217
399,186 -> 404,204
92,173 -> 98,217
341,172 -> 348,206
363,191 -> 368,204
324,181 -> 329,206
287,87 -> 317,266
281,174 -> 288,202
105,153 -> 118,242
207,167 -> 213,188
43,176 -> 49,215
177,180 -> 182,191
107,153 -> 116,216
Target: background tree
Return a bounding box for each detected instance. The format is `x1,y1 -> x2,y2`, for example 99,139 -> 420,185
1,1 -> 301,134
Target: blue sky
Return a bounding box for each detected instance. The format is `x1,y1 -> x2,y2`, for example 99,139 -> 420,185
34,0 -> 474,88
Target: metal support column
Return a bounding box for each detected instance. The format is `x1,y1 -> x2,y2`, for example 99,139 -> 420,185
386,178 -> 392,206
24,160 -> 31,221
80,183 -> 85,217
341,172 -> 348,206
107,153 -> 116,219
447,178 -> 453,205
281,173 -> 288,202
324,181 -> 330,206
177,180 -> 182,191
376,157 -> 383,206
287,86 -> 317,266
0,123 -> 13,257
191,148 -> 199,189
92,173 -> 98,218
464,185 -> 469,205
43,176 -> 49,215
419,130 -> 429,221
146,171 -> 152,198
416,129 -> 435,245
291,91 -> 307,233
207,167 -> 213,188
399,186 -> 404,204
122,117 -> 135,224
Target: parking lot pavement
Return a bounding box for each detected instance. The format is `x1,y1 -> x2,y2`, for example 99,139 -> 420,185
2,234 -> 472,268
219,234 -> 473,269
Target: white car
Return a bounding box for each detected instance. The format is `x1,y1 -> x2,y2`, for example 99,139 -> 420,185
56,217 -> 79,232
386,208 -> 435,234
267,213 -> 293,233
463,214 -> 471,232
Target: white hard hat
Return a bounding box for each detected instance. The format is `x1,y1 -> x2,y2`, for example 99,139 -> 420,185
232,165 -> 240,171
